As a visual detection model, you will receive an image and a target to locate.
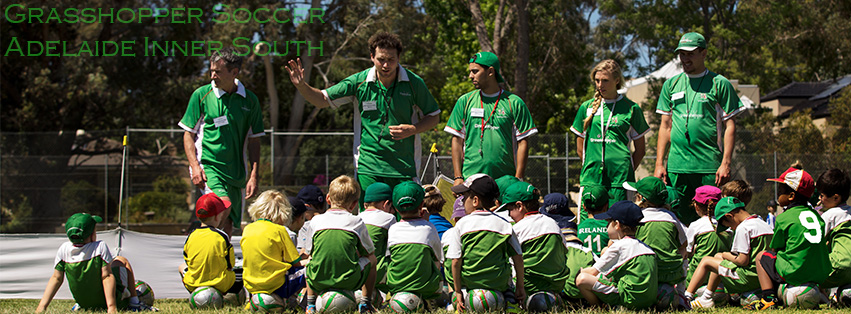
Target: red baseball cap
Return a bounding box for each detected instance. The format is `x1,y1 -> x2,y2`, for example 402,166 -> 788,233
196,194 -> 231,219
766,167 -> 815,198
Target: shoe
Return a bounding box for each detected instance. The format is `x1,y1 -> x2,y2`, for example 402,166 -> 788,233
129,302 -> 159,311
675,293 -> 692,310
358,301 -> 376,313
505,300 -> 520,314
306,304 -> 317,314
71,303 -> 81,311
744,297 -> 777,310
690,296 -> 715,309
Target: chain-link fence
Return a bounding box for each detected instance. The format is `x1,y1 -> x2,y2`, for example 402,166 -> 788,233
2,129 -> 850,234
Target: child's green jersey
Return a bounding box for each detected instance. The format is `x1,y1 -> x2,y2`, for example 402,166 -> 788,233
772,205 -> 831,286
562,241 -> 595,299
822,205 -> 851,271
685,216 -> 729,282
577,218 -> 609,256
513,213 -> 570,293
636,207 -> 687,285
594,236 -> 658,309
445,210 -> 522,291
54,241 -> 129,310
441,227 -> 459,287
359,209 -> 396,291
386,219 -> 443,298
716,216 -> 773,293
305,210 -> 375,292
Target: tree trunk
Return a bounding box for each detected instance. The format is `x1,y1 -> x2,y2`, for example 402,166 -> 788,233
514,0 -> 530,100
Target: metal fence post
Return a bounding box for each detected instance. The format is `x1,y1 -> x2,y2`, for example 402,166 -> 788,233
270,127 -> 275,186
565,132 -> 569,192
104,154 -> 108,223
546,154 -> 551,194
325,155 -> 329,186
774,151 -> 778,200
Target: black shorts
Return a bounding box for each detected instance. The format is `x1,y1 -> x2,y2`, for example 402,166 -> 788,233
757,250 -> 785,289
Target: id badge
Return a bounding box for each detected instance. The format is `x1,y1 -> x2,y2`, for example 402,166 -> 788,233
470,108 -> 485,118
213,116 -> 229,128
363,101 -> 378,111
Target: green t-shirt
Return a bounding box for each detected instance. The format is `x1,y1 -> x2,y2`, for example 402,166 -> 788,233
685,216 -> 729,282
636,207 -> 687,285
562,242 -> 595,299
656,71 -> 743,173
593,237 -> 658,310
577,218 -> 609,256
571,95 -> 649,187
323,66 -> 440,178
441,227 -> 460,287
513,214 -> 570,293
444,89 -> 537,179
179,80 -> 265,187
54,241 -> 128,310
359,209 -> 396,290
445,211 -> 522,291
386,220 -> 443,298
729,216 -> 774,274
822,206 -> 851,271
305,210 -> 375,292
771,205 -> 831,286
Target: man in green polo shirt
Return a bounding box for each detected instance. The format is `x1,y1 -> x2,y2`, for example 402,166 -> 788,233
655,32 -> 744,225
445,52 -> 537,186
180,47 -> 265,236
286,32 -> 440,208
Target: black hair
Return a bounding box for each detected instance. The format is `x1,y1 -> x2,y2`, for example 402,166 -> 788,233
817,168 -> 851,203
778,183 -> 809,206
466,191 -> 496,209
209,47 -> 243,70
368,32 -> 404,56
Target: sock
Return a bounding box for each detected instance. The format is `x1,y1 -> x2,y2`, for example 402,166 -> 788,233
129,296 -> 140,305
702,288 -> 713,299
684,291 -> 694,299
358,296 -> 370,304
307,296 -> 316,306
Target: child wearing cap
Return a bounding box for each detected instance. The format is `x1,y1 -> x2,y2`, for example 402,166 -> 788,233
423,184 -> 452,239
685,196 -> 773,308
624,177 -> 688,292
386,181 -> 444,299
182,194 -> 241,299
287,196 -> 308,248
746,167 -> 831,310
685,185 -> 728,283
447,174 -> 526,311
575,200 -> 658,310
359,182 -> 397,294
297,185 -> 327,251
241,190 -> 307,302
37,213 -> 156,312
560,221 -> 596,303
817,169 -> 851,291
504,181 -> 571,296
577,185 -> 610,256
303,175 -> 377,313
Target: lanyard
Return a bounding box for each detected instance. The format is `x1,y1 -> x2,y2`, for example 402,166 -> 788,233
599,98 -> 618,176
478,90 -> 502,156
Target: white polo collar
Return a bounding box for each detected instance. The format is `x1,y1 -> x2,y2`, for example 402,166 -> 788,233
603,94 -> 624,104
211,79 -> 247,98
366,64 -> 410,83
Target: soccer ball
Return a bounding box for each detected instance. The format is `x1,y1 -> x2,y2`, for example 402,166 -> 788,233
249,293 -> 285,313
695,285 -> 729,306
135,280 -> 155,306
190,286 -> 223,310
389,292 -> 424,313
316,290 -> 356,313
656,283 -> 676,309
779,283 -> 821,309
466,289 -> 505,312
739,290 -> 761,306
223,287 -> 247,307
525,291 -> 561,312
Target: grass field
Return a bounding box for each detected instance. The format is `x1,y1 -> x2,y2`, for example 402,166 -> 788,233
0,298 -> 845,314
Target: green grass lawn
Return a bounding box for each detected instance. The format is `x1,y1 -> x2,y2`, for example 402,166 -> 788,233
0,299 -> 844,314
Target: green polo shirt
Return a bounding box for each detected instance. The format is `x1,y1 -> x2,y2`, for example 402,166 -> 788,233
656,70 -> 743,174
444,90 -> 537,179
323,66 -> 440,178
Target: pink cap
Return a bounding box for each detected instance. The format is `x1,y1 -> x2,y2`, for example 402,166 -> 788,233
692,185 -> 721,205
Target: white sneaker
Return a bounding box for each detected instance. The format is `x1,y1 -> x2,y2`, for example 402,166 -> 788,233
690,295 -> 715,309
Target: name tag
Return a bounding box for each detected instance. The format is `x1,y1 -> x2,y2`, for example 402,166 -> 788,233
213,116 -> 229,128
672,91 -> 685,101
470,108 -> 484,118
362,101 -> 377,111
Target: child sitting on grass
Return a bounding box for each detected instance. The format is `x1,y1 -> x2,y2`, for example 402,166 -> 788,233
181,194 -> 241,299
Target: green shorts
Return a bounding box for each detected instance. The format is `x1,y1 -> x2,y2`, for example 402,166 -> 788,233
205,174 -> 243,229
822,267 -> 851,288
668,172 -> 715,225
112,266 -> 132,310
307,257 -> 373,293
718,260 -> 760,294
356,174 -> 413,213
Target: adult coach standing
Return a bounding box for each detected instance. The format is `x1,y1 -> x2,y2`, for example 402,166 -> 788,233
444,52 -> 537,186
655,32 -> 744,225
285,32 -> 440,207
180,47 -> 265,236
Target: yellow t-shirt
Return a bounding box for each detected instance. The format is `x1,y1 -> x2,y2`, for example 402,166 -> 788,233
241,219 -> 301,294
183,226 -> 235,293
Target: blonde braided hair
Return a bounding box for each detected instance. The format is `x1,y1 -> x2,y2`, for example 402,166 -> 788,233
583,59 -> 625,132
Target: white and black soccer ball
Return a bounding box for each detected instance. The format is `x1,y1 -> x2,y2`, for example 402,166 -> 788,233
695,285 -> 729,306
316,290 -> 356,313
135,280 -> 155,306
249,293 -> 285,313
525,291 -> 561,312
779,283 -> 821,309
389,292 -> 424,313
190,286 -> 223,310
739,290 -> 761,306
223,287 -> 247,307
656,283 -> 676,309
465,289 -> 505,312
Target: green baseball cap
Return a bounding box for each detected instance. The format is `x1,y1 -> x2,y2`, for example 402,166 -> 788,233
65,213 -> 102,244
364,182 -> 392,203
393,181 -> 424,212
623,177 -> 668,205
676,32 -> 707,52
581,185 -> 609,210
495,175 -> 520,203
502,181 -> 539,204
714,196 -> 745,232
469,51 -> 505,83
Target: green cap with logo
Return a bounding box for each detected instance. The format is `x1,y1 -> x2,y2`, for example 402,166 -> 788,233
714,196 -> 745,232
393,181 -> 424,212
581,185 -> 609,210
502,181 -> 539,204
495,175 -> 520,204
65,213 -> 103,244
676,32 -> 707,52
623,177 -> 669,205
364,182 -> 393,203
469,51 -> 505,83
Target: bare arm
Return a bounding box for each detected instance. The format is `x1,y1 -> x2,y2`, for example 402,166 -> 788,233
716,118 -> 735,186
388,113 -> 440,140
451,136 -> 465,186
245,137 -> 260,199
632,136 -> 646,171
285,58 -> 331,109
102,266 -> 118,314
510,254 -> 526,302
36,270 -> 64,312
514,138 -> 529,179
575,137 -> 584,164
452,258 -> 465,311
654,115 -> 672,183
183,131 -> 206,188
